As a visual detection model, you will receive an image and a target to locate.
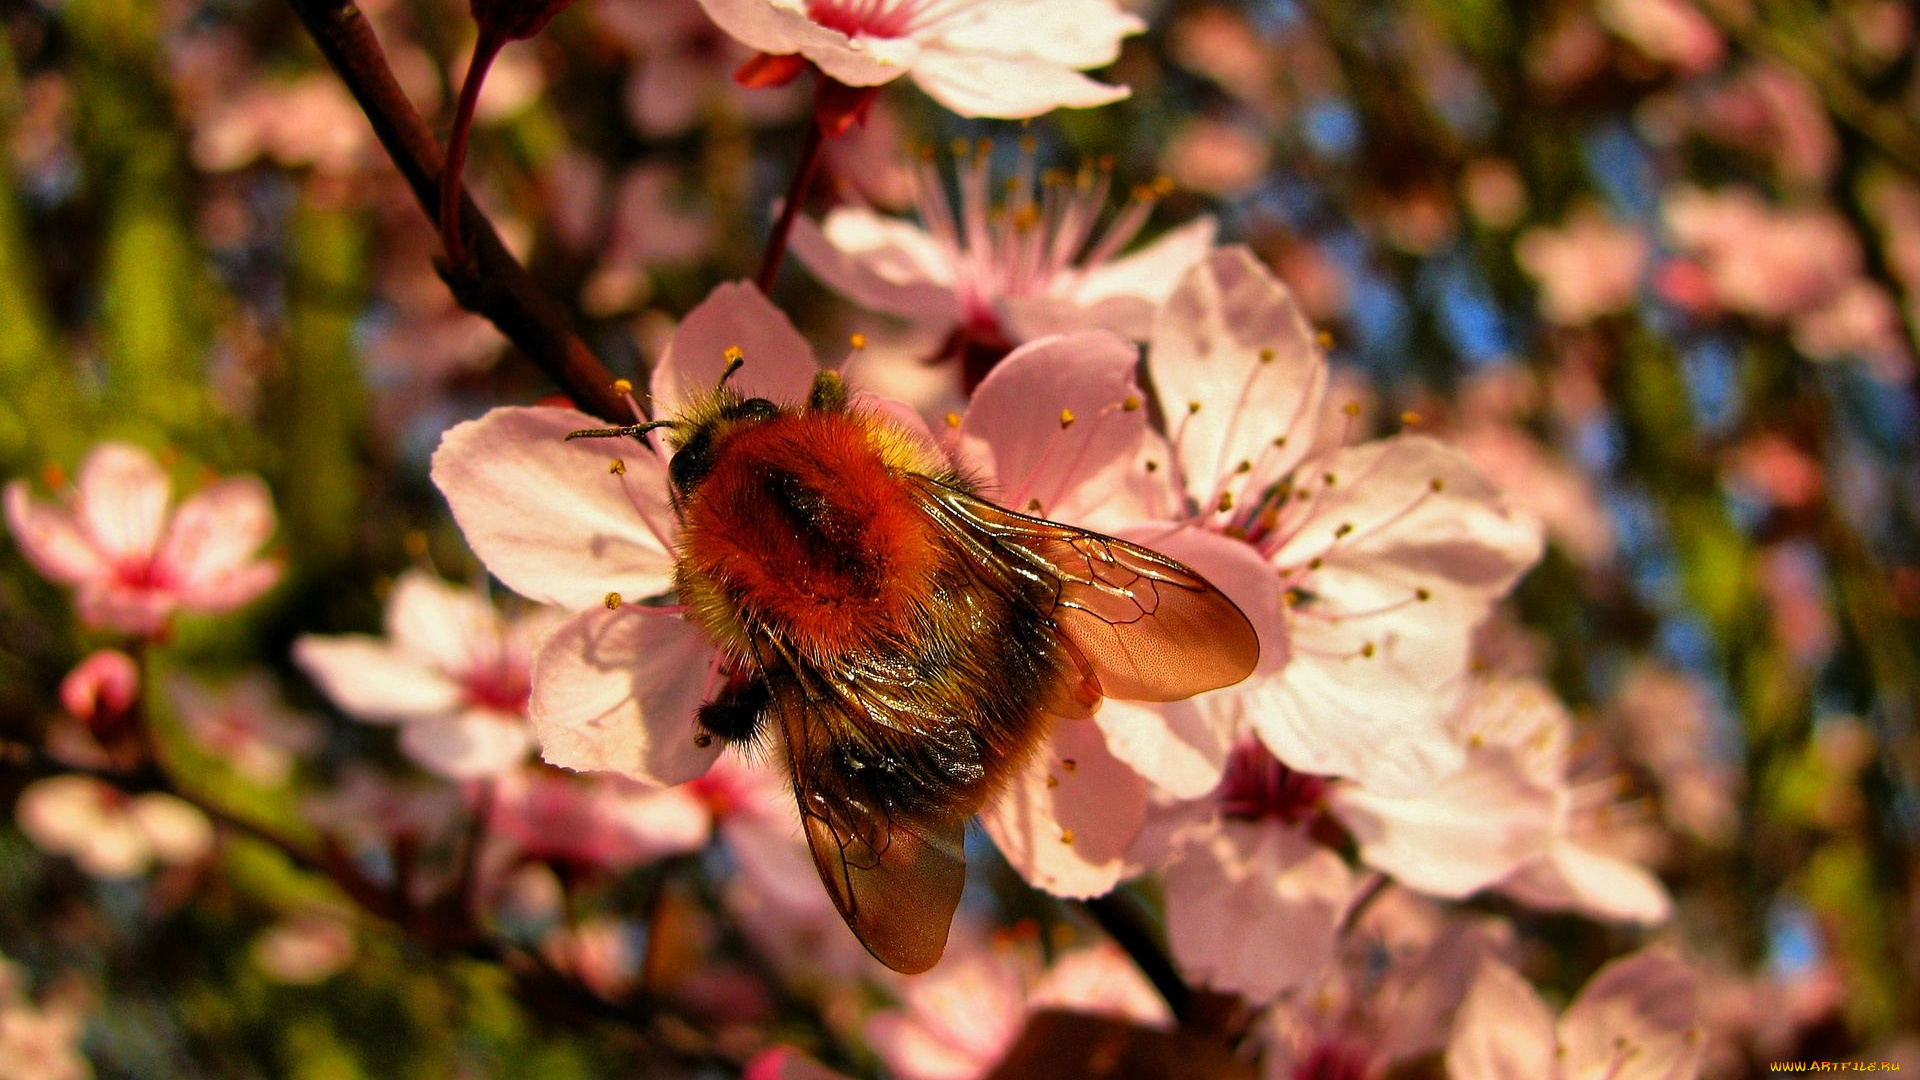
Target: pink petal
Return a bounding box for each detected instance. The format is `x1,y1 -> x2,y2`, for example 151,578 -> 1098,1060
431,406 -> 678,609
980,717 -> 1147,898
650,282 -> 819,417
169,557 -> 281,614
909,47 -> 1129,119
1072,218 -> 1220,310
690,0 -> 816,55
1092,699 -> 1229,802
528,606 -> 722,785
1328,745 -> 1557,898
1163,820 -> 1351,1002
155,475 -> 277,591
398,709 -> 533,780
384,570 -> 502,680
742,1048 -> 858,1080
3,482 -> 108,587
788,209 -> 963,324
75,585 -> 176,636
73,443 -> 173,562
292,635 -> 465,722
1500,842 -> 1673,925
958,331 -> 1167,527
1447,959 -> 1558,1080
1030,943 -> 1172,1026
1559,949 -> 1702,1080
1149,247 -> 1329,511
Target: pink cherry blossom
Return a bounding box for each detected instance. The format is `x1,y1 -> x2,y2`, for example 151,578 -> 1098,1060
1663,187 -> 1861,323
1595,0 -> 1723,74
694,0 -> 1144,119
1448,949 -> 1705,1080
790,142 -> 1216,382
1124,739 -> 1354,1003
1514,207 -> 1648,325
0,962 -> 91,1080
486,767 -> 713,871
16,775 -> 213,880
965,247 -> 1542,799
295,570 -> 557,781
251,916 -> 357,985
1256,889 -> 1517,1080
864,932 -> 1168,1080
59,650 -> 138,725
4,443 -> 282,636
170,672 -> 320,786
431,281 -> 1176,902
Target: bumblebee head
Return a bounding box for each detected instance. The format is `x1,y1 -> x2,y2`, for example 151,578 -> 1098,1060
564,364 -> 848,502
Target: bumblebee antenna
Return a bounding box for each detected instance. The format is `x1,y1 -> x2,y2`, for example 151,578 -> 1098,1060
566,420 -> 673,441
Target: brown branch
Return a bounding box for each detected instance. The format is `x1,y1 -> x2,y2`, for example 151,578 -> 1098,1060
280,0 -> 630,423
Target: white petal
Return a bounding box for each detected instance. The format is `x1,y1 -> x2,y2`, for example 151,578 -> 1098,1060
74,443 -> 173,562
528,606 -> 723,786
3,482 -> 108,587
399,710 -> 533,780
957,331 -> 1163,527
1447,959 -> 1559,1080
1149,247 -> 1328,508
1163,821 -> 1351,1002
431,406 -> 678,609
1559,949 -> 1702,1080
1329,745 -> 1558,898
981,717 -> 1146,898
789,209 -> 962,323
909,47 -> 1130,120
1074,218 -> 1221,308
155,476 -> 277,590
691,0 -> 816,55
131,794 -> 214,866
651,282 -> 820,416
385,570 -> 501,679
293,635 -> 465,722
927,0 -> 1144,68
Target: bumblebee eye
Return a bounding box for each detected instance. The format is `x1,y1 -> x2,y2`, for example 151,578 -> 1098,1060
731,398 -> 779,424
669,427 -> 714,493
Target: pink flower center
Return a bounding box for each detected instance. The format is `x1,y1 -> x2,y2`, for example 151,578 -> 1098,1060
464,659 -> 531,715
113,556 -> 172,592
1218,739 -> 1327,824
805,0 -> 986,39
1291,1042 -> 1373,1080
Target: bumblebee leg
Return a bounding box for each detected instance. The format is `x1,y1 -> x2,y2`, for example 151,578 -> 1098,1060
697,670 -> 771,743
808,370 -> 848,413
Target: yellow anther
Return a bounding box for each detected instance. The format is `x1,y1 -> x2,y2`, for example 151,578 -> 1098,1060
1059,408 -> 1076,429
1334,522 -> 1353,538
849,332 -> 867,350
1026,499 -> 1045,513
1342,401 -> 1361,417
1273,435 -> 1289,448
1401,410 -> 1423,428
604,592 -> 623,610
1144,460 -> 1160,472
1217,491 -> 1235,513
1416,588 -> 1431,601
1258,348 -> 1275,364
1316,330 -> 1335,350
723,345 -> 744,364
1060,828 -> 1075,845
1359,642 -> 1376,658
609,458 -> 627,475
1235,460 -> 1253,474
612,378 -> 634,395
1187,400 -> 1202,415
1323,472 -> 1338,486
1430,478 -> 1446,493
1046,774 -> 1060,788
1061,758 -> 1078,773
1122,394 -> 1142,412
951,137 -> 971,158
945,411 -> 962,429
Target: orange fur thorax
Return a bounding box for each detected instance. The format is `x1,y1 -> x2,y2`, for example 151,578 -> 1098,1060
677,410 -> 944,659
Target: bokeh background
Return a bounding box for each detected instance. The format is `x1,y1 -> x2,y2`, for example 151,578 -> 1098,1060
0,0 -> 1916,1076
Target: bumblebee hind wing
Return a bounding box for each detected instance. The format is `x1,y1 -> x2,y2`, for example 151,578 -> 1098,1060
909,475 -> 1260,702
766,675 -> 967,974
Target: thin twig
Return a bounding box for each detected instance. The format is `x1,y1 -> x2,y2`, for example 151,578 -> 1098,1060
756,117 -> 826,293
280,0 -> 629,422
